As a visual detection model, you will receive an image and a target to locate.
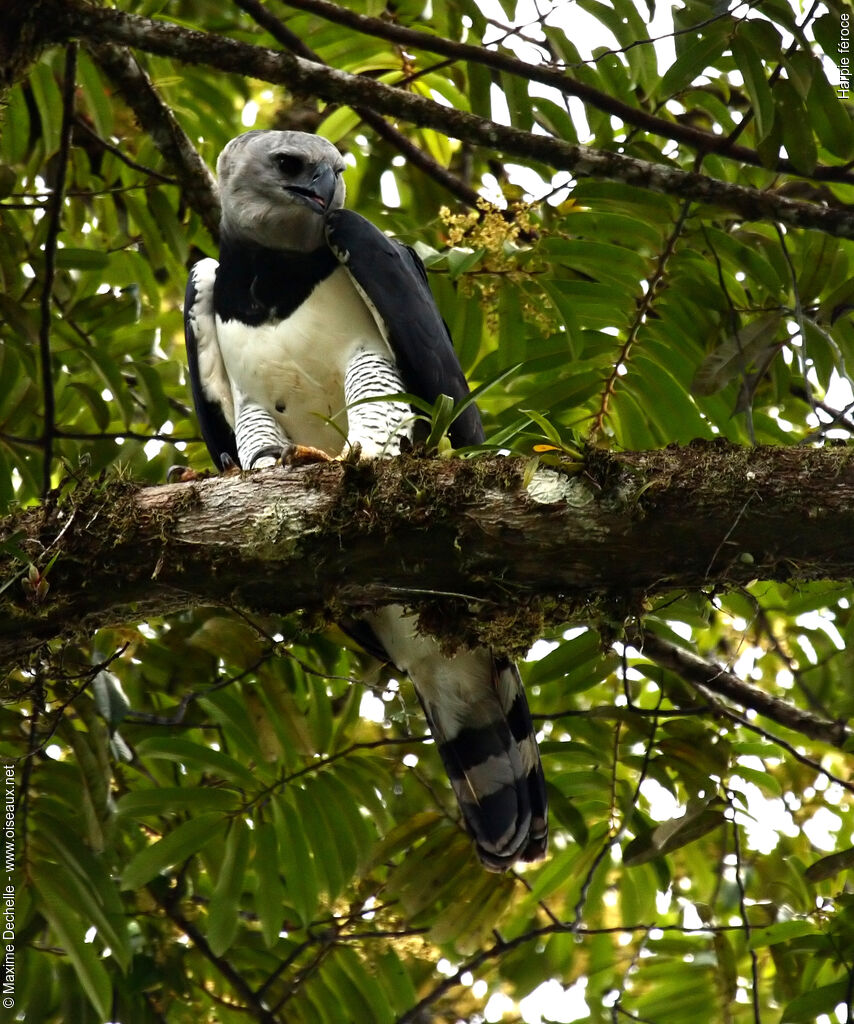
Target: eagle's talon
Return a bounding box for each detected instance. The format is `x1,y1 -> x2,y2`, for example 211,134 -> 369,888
167,465 -> 207,483
280,443 -> 334,466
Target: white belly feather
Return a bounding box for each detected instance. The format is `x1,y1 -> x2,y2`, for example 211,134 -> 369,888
216,267 -> 392,453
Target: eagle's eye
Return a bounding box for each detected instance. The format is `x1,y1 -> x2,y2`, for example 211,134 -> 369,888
274,153 -> 304,177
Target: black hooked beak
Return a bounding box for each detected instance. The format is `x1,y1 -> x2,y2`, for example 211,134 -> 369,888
285,162 -> 337,213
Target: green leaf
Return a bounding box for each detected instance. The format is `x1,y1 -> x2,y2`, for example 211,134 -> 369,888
0,85 -> 30,163
199,688 -> 269,762
120,812 -> 226,890
322,953 -> 382,1023
35,874 -> 113,1020
659,23 -> 730,98
273,795 -> 319,926
54,248 -> 111,271
446,247 -> 484,278
116,786 -> 240,817
803,846 -> 854,884
782,981 -> 852,1023
77,51 -> 114,138
148,187 -> 188,264
207,817 -> 250,956
77,344 -> 136,427
531,96 -> 578,144
424,393 -> 457,450
747,920 -> 818,950
33,834 -> 131,972
731,32 -> 775,143
307,673 -> 334,753
732,764 -> 782,796
774,79 -> 817,175
66,382 -> 111,431
131,360 -> 171,430
806,57 -> 854,159
92,669 -> 130,729
28,60 -> 62,155
134,735 -> 258,786
364,811 -> 444,871
623,803 -> 726,866
188,615 -> 264,669
253,820 -> 286,947
0,165 -> 16,199
317,104 -> 365,145
294,782 -> 345,899
526,629 -> 600,686
375,949 -> 418,1016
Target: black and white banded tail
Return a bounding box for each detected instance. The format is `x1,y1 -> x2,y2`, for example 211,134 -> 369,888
367,607 -> 548,870
424,656 -> 547,870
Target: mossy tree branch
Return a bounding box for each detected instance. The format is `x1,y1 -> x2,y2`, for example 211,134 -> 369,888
3,444 -> 854,669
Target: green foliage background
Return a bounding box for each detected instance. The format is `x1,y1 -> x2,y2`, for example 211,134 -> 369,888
1,0 -> 854,1021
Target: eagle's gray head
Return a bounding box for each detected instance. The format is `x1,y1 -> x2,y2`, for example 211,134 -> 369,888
217,130 -> 346,251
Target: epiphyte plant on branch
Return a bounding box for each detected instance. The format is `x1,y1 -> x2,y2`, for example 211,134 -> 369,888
1,0 -> 854,1023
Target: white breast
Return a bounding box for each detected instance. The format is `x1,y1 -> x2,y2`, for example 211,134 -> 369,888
216,267 -> 392,453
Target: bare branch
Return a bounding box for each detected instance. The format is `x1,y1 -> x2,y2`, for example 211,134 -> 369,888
152,888 -> 279,1024
637,631 -> 853,750
74,117 -> 178,184
38,43 -> 77,497
276,0 -> 854,187
48,4 -> 854,238
86,41 -> 220,241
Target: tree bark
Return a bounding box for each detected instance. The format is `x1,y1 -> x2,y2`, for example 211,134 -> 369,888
3,443 -> 854,668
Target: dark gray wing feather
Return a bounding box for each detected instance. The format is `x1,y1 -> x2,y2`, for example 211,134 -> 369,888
184,262 -> 238,470
325,209 -> 485,448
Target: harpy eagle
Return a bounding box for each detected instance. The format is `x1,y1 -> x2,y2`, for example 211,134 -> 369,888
184,130 -> 547,869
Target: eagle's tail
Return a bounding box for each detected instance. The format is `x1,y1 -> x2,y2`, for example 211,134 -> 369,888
416,655 -> 548,870
364,607 -> 548,869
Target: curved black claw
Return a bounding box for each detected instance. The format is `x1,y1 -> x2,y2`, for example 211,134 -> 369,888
248,447 -> 284,470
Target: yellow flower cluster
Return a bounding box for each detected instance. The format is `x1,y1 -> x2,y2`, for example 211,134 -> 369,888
438,199 -> 557,336
438,198 -> 532,253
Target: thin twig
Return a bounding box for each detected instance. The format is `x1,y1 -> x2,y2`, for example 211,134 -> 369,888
728,790 -> 762,1024
570,703 -> 660,931
14,644 -> 131,760
153,889 -> 279,1024
87,41 -> 220,241
39,43 -> 78,497
637,631 -> 854,751
74,116 -> 178,183
1,430 -> 200,447
590,200 -> 692,439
